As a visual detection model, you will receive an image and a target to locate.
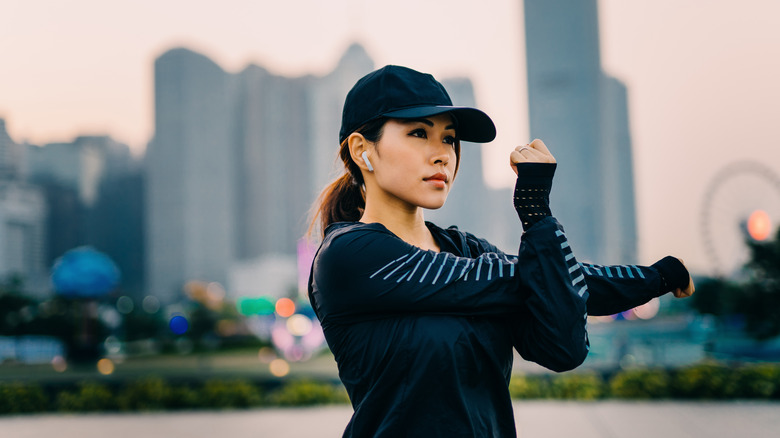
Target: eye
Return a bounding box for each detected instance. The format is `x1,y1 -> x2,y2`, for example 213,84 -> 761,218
443,135 -> 457,146
408,128 -> 427,139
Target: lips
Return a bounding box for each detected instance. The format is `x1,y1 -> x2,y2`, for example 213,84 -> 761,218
424,172 -> 449,189
424,173 -> 449,183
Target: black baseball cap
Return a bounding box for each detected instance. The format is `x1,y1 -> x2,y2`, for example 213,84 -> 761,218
339,65 -> 496,144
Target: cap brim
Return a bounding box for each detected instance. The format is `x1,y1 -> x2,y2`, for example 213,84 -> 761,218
383,105 -> 496,143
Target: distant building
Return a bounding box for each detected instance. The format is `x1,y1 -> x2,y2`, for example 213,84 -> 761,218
27,136 -> 131,207
0,181 -> 47,296
146,49 -> 237,302
0,120 -> 47,296
600,76 -> 638,263
0,119 -> 25,180
524,0 -> 637,263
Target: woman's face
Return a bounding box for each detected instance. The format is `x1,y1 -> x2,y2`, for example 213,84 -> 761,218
367,113 -> 458,211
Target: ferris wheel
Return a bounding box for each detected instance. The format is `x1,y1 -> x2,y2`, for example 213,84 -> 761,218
700,161 -> 780,278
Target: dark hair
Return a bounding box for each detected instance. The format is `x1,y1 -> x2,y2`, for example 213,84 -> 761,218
308,117 -> 461,239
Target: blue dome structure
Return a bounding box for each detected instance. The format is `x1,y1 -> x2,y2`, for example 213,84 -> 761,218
51,247 -> 120,298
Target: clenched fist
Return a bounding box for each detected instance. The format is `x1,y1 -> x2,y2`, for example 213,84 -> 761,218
510,139 -> 556,175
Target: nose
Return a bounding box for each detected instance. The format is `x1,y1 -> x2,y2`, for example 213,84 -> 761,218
430,143 -> 452,167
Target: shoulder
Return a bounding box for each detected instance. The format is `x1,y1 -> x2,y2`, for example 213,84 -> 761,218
426,222 -> 502,257
322,221 -> 394,245
317,222 -> 398,265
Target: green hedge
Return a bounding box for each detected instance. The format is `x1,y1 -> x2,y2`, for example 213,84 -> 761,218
267,379 -> 349,406
510,361 -> 780,401
1,361 -> 779,414
0,378 -> 348,414
0,382 -> 47,413
609,368 -> 671,399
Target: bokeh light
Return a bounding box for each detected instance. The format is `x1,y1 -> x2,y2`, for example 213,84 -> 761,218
268,316 -> 325,361
275,298 -> 295,317
142,295 -> 161,313
272,324 -> 295,351
237,296 -> 275,316
184,280 -> 208,301
633,297 -> 661,320
287,314 -> 313,336
301,321 -> 325,350
104,336 -> 122,355
100,306 -> 122,329
269,358 -> 290,377
97,358 -> 115,375
51,355 -> 67,372
206,282 -> 226,310
747,209 -> 772,241
169,315 -> 189,335
116,296 -> 134,314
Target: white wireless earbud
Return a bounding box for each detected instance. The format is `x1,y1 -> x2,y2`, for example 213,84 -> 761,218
362,151 -> 374,172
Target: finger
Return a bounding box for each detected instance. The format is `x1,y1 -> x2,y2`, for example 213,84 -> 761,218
685,277 -> 695,296
512,145 -> 547,164
509,152 -> 520,173
529,139 -> 556,163
510,146 -> 533,163
673,278 -> 695,298
528,139 -> 548,152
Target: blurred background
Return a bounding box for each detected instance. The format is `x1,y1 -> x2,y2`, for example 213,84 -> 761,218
1,0 -> 779,411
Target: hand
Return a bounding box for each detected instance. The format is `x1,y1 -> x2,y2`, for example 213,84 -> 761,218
672,258 -> 695,298
510,139 -> 556,175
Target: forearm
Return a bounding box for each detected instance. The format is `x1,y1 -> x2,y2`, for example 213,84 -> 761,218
513,163 -> 556,231
582,257 -> 691,316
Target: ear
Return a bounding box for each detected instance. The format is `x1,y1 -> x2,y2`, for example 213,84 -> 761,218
348,132 -> 374,173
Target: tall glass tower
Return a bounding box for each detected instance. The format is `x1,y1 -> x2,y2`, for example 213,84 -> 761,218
524,0 -> 637,263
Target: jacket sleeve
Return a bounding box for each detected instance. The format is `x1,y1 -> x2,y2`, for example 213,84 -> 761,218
581,256 -> 691,316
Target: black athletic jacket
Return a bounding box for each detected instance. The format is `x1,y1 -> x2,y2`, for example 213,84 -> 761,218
308,164 -> 689,437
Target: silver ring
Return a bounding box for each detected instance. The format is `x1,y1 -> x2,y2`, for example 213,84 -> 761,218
517,146 -> 530,153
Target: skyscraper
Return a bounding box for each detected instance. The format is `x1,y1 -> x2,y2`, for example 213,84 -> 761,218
524,0 -> 637,263
147,48 -> 237,302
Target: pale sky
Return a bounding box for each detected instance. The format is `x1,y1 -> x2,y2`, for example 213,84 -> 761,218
2,0 -> 779,275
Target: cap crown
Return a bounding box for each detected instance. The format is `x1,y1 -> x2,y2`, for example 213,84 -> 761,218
340,66 -> 453,143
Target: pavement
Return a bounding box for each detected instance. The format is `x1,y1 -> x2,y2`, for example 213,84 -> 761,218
1,401 -> 778,437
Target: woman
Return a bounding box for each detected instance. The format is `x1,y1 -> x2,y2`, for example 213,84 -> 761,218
307,65 -> 693,437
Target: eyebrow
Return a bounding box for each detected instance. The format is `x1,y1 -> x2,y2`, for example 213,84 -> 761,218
400,118 -> 457,131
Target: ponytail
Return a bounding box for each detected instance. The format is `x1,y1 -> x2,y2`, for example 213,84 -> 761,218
310,163 -> 365,238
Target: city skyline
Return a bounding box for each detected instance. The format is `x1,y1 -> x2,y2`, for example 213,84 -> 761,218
3,0 -> 780,274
